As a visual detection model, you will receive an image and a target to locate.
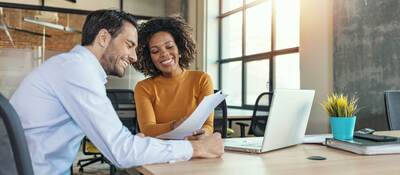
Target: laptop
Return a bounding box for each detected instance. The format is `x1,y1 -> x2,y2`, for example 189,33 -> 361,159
224,89 -> 315,153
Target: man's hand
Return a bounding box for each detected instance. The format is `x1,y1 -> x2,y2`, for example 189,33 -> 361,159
190,132 -> 224,159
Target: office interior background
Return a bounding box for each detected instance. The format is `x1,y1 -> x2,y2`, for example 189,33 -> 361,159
0,0 -> 398,136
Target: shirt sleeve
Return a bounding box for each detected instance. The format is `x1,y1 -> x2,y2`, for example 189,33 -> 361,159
54,63 -> 193,168
134,83 -> 175,137
199,73 -> 214,135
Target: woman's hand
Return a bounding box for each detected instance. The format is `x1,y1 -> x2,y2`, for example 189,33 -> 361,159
136,133 -> 145,138
171,116 -> 190,129
185,129 -> 208,140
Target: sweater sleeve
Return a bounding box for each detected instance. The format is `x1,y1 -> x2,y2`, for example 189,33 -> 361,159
134,82 -> 174,137
198,73 -> 214,135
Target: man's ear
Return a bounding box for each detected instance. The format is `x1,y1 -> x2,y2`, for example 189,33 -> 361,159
96,29 -> 111,48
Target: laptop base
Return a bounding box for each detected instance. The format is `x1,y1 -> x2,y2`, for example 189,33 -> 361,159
224,137 -> 264,153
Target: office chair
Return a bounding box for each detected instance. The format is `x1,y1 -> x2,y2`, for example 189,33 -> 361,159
77,137 -> 116,174
0,93 -> 34,175
236,92 -> 273,137
213,90 -> 228,138
106,89 -> 138,134
384,90 -> 400,130
77,89 -> 136,174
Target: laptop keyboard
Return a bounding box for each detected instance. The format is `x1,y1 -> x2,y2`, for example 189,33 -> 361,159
224,137 -> 264,148
242,141 -> 262,147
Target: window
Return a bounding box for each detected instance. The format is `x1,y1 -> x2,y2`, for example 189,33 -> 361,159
218,0 -> 300,109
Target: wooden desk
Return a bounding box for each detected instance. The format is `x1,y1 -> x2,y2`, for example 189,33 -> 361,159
135,131 -> 400,175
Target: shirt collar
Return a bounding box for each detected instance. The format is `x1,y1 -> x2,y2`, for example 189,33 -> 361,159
70,45 -> 108,84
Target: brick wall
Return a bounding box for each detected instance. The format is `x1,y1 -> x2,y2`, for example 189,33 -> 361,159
0,8 -> 85,52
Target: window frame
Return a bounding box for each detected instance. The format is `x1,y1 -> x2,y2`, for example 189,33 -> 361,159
217,0 -> 299,109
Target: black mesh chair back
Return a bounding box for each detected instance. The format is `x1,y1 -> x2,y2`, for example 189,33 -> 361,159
106,89 -> 135,111
106,89 -> 137,134
213,90 -> 228,138
384,90 -> 400,130
0,93 -> 34,175
249,92 -> 273,136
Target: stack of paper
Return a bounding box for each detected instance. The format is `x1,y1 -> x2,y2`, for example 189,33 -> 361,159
158,91 -> 226,140
303,134 -> 332,144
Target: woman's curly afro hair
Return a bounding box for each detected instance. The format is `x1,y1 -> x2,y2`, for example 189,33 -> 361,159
133,16 -> 197,77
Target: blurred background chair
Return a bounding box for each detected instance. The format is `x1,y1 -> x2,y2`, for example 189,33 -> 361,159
213,90 -> 228,138
77,89 -> 137,174
235,92 -> 273,137
106,89 -> 138,134
0,93 -> 34,175
77,137 -> 116,174
384,90 -> 400,130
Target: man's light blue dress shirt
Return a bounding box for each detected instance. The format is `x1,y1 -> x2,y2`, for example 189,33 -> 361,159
10,45 -> 193,175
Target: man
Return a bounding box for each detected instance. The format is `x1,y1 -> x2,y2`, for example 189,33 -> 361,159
10,10 -> 223,175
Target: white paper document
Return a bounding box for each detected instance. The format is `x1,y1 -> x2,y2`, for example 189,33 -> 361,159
158,91 -> 227,140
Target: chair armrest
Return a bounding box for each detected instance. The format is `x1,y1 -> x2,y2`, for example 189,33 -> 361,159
235,122 -> 249,137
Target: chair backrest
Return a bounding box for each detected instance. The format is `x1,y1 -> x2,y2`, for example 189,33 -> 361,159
106,89 -> 135,111
106,89 -> 138,134
0,93 -> 34,175
249,92 -> 273,136
384,90 -> 400,130
81,137 -> 101,155
213,90 -> 228,138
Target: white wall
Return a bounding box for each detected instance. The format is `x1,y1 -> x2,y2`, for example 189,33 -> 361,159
45,0 -> 119,11
300,0 -> 333,134
105,67 -> 145,91
123,0 -> 165,17
187,0 -> 205,71
107,0 -> 167,90
0,48 -> 37,98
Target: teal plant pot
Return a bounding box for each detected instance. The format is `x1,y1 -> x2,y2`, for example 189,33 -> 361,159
330,116 -> 356,140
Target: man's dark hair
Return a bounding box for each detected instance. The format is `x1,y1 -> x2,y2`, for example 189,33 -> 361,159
81,9 -> 138,46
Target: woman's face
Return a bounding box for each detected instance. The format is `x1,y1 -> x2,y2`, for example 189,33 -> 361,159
148,31 -> 181,77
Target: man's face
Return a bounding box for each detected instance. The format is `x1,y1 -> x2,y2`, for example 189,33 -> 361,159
101,22 -> 138,77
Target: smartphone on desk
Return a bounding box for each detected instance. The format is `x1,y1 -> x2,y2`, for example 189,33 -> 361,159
354,133 -> 398,142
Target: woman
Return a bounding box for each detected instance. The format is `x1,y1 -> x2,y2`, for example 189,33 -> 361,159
133,16 -> 214,138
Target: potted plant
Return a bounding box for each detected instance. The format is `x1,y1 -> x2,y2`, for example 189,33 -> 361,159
322,93 -> 359,140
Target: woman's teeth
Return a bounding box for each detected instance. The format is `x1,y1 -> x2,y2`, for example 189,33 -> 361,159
161,59 -> 173,65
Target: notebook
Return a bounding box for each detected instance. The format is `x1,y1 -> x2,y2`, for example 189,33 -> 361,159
325,137 -> 400,155
224,89 -> 315,153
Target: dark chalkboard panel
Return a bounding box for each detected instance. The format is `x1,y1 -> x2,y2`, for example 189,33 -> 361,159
334,0 -> 400,130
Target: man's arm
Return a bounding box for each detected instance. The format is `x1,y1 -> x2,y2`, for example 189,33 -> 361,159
53,63 -> 194,168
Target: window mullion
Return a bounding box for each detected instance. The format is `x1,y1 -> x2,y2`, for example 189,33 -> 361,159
270,0 -> 276,93
218,0 -> 223,90
242,0 -> 246,108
